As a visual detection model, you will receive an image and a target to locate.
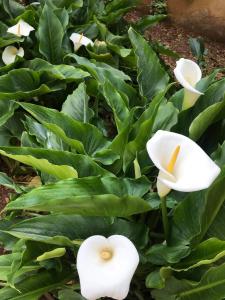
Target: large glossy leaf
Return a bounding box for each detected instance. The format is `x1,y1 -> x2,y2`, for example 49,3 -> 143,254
128,27 -> 169,101
5,176 -> 151,216
0,146 -> 112,178
170,167 -> 225,247
62,82 -> 94,122
0,147 -> 78,180
0,268 -> 72,300
152,263 -> 225,300
0,100 -> 18,126
19,102 -> 108,155
0,69 -> 61,100
38,3 -> 65,63
102,80 -> 130,132
189,99 -> 225,141
4,214 -> 149,248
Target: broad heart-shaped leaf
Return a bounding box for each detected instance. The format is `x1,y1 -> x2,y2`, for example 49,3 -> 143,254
0,147 -> 78,180
189,98 -> 225,141
134,14 -> 167,32
169,167 -> 225,247
128,27 -> 169,102
19,102 -> 109,155
0,267 -> 72,300
0,68 -> 62,100
4,214 -> 149,248
67,53 -> 136,102
38,3 -> 65,64
102,80 -> 130,132
5,176 -> 151,216
152,263 -> 225,300
62,82 -> 94,122
28,58 -> 90,83
0,147 -> 112,178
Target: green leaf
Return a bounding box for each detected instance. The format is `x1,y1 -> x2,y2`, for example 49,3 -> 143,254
62,82 -> 94,122
0,171 -> 22,193
0,268 -> 72,300
170,167 -> 225,247
102,80 -> 130,132
152,263 -> 225,300
4,214 -> 149,248
5,176 -> 151,216
58,290 -> 85,300
128,27 -> 169,101
36,247 -> 66,261
212,141 -> 225,168
134,14 -> 167,31
189,99 -> 225,140
0,147 -> 112,178
38,3 -> 65,63
0,100 -> 18,127
19,102 -> 108,155
0,69 -> 60,100
0,148 -> 78,180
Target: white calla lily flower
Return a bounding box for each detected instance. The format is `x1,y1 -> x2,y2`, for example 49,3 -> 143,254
7,19 -> 35,37
77,235 -> 139,300
70,33 -> 94,51
147,130 -> 221,198
2,46 -> 24,65
174,58 -> 203,110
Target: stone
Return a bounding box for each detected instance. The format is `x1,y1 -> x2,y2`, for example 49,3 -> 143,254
167,0 -> 225,42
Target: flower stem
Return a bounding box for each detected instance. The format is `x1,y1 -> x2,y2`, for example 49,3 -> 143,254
161,196 -> 169,244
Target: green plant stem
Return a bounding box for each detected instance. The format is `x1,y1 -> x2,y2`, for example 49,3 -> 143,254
161,196 -> 169,244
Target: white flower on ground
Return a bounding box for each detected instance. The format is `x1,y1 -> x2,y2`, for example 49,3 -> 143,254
7,19 -> 35,37
70,33 -> 94,51
146,130 -> 221,198
2,46 -> 24,65
174,58 -> 203,110
77,235 -> 139,300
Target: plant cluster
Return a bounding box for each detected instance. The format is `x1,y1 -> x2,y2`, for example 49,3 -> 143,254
0,0 -> 224,299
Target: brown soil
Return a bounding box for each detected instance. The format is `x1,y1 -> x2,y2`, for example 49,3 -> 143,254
126,11 -> 225,77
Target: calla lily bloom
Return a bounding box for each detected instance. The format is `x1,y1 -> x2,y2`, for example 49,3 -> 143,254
146,130 -> 221,198
70,33 -> 94,51
77,235 -> 139,300
174,58 -> 203,110
7,19 -> 35,37
2,46 -> 24,65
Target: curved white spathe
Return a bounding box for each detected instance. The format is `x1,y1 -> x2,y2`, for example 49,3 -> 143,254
70,33 -> 94,51
146,130 -> 221,197
174,58 -> 203,110
7,19 -> 35,37
77,235 -> 139,300
2,46 -> 24,65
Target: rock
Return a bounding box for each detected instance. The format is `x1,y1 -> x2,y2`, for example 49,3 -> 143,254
167,0 -> 225,42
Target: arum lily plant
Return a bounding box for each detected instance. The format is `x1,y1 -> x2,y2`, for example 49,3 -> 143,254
147,130 -> 221,242
2,46 -> 24,65
174,58 -> 203,110
7,19 -> 35,37
70,33 -> 94,52
77,235 -> 139,300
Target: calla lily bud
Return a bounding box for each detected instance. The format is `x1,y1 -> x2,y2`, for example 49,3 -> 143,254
146,130 -> 221,198
174,58 -> 203,110
7,19 -> 35,37
77,235 -> 139,300
2,46 -> 24,65
70,33 -> 94,52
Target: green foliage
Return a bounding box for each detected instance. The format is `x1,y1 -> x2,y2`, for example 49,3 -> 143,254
0,0 -> 224,299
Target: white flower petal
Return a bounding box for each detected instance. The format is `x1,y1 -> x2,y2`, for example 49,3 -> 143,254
70,33 -> 94,51
174,58 -> 203,109
7,19 -> 34,37
147,130 -> 221,193
157,171 -> 171,198
2,46 -> 24,65
77,235 -> 139,300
